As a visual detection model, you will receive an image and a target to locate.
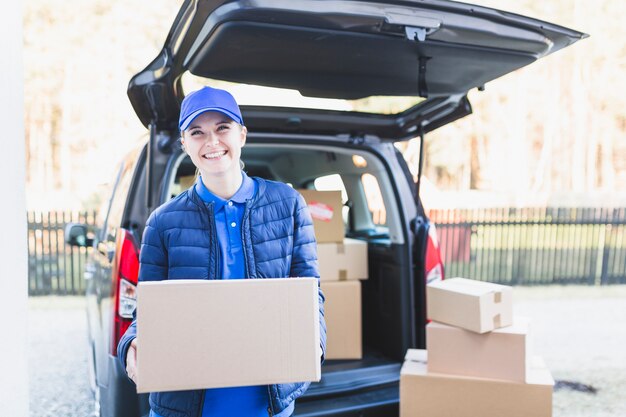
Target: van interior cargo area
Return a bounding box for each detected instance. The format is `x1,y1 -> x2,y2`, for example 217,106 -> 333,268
164,141 -> 418,396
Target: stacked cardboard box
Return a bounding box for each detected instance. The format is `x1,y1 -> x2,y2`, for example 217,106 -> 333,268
400,350 -> 553,417
297,189 -> 368,281
400,278 -> 554,417
317,238 -> 368,281
298,190 -> 368,360
298,189 -> 345,244
320,280 -> 362,360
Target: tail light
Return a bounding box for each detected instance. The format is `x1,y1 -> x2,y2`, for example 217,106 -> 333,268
425,222 -> 445,284
110,229 -> 139,356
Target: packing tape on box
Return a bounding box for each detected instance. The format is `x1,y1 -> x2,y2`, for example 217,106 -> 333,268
337,243 -> 345,254
493,313 -> 501,328
339,270 -> 348,281
493,292 -> 502,327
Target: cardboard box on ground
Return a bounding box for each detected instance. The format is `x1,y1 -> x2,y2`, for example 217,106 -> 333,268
400,278 -> 554,417
427,277 -> 513,333
135,278 -> 321,393
427,318 -> 531,382
400,350 -> 553,417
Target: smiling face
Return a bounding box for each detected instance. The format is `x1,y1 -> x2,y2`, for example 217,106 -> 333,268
180,111 -> 247,180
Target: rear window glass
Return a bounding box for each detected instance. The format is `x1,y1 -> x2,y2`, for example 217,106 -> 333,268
182,73 -> 423,115
313,172 -> 388,230
313,174 -> 349,226
361,173 -> 387,227
313,174 -> 347,201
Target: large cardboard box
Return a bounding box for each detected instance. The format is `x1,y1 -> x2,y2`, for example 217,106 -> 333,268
427,278 -> 513,333
136,278 -> 321,393
427,317 -> 531,382
298,189 -> 344,243
321,281 -> 362,359
317,238 -> 368,281
400,349 -> 553,417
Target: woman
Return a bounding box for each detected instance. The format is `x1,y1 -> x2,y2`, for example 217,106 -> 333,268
117,86 -> 327,417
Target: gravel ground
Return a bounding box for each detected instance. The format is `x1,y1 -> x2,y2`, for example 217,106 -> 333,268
28,286 -> 626,416
513,285 -> 626,417
28,296 -> 94,417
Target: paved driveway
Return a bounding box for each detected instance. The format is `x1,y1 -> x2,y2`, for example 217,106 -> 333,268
28,297 -> 93,417
28,286 -> 626,416
513,285 -> 626,417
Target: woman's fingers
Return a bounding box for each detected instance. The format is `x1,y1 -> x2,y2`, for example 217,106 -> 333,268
126,338 -> 138,383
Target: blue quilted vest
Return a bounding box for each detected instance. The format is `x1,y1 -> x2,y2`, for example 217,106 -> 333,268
118,177 -> 327,417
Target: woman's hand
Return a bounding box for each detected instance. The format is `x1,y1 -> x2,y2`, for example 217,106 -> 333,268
126,338 -> 138,384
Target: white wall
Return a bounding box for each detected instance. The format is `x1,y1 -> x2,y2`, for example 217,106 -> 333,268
0,1 -> 29,415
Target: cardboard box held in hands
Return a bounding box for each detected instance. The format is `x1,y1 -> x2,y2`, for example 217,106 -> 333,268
135,278 -> 321,393
427,278 -> 513,333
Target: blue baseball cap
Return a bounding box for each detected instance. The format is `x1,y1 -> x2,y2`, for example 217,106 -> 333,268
178,86 -> 244,130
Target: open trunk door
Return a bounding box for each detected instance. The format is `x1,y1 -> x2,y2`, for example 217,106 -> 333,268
129,0 -> 586,140
130,0 -> 586,208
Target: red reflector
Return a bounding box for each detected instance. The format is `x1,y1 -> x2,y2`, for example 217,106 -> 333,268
111,229 -> 139,356
425,223 -> 444,282
119,234 -> 139,284
112,317 -> 133,356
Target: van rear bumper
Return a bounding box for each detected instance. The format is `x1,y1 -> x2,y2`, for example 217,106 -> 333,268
99,355 -> 150,417
294,383 -> 399,416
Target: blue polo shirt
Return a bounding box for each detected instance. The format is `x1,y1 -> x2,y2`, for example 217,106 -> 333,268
151,171 -> 294,417
195,171 -> 255,281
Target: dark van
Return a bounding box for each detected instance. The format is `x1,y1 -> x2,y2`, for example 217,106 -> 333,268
66,1 -> 585,416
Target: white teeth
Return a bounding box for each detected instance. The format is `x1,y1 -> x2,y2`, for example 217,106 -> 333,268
203,150 -> 227,159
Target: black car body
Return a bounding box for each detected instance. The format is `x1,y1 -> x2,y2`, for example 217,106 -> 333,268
66,1 -> 585,416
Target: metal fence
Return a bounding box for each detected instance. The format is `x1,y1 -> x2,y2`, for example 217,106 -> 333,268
27,211 -> 97,295
26,208 -> 626,295
429,207 -> 626,286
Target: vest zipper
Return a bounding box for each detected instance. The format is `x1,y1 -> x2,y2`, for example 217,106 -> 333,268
203,202 -> 219,279
267,385 -> 274,416
241,201 -> 251,278
199,201 -> 212,417
197,390 -> 206,417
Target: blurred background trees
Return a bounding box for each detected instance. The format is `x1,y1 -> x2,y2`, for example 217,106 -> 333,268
23,0 -> 625,210
402,0 -> 626,208
24,0 -> 178,210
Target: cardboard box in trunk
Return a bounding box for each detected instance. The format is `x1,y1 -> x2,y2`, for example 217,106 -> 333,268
178,175 -> 196,190
135,278 -> 321,393
320,281 -> 362,359
427,317 -> 531,382
427,278 -> 513,333
317,238 -> 368,281
298,189 -> 344,243
400,350 -> 553,417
